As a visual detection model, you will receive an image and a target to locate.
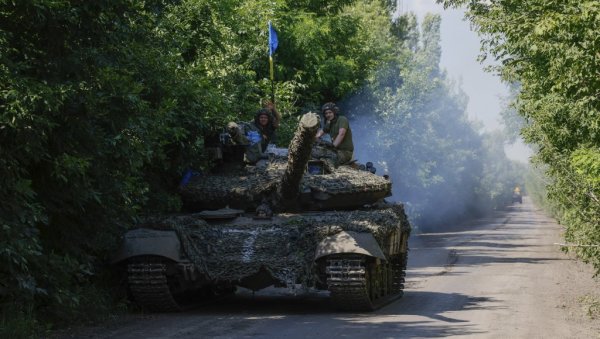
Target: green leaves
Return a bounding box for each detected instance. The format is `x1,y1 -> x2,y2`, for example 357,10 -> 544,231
571,147 -> 600,186
0,0 -> 537,332
441,0 -> 600,273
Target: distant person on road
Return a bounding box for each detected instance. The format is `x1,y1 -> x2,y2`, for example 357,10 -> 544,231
512,185 -> 523,203
315,102 -> 354,166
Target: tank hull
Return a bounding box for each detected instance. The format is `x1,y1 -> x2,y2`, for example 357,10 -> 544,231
116,205 -> 410,311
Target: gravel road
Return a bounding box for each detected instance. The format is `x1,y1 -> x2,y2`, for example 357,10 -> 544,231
58,198 -> 600,338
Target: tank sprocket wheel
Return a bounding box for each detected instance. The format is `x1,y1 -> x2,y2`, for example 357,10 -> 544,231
326,253 -> 406,311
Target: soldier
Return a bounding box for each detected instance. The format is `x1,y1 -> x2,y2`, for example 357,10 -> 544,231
262,99 -> 282,129
251,108 -> 277,152
315,102 -> 354,166
226,121 -> 264,164
227,104 -> 280,165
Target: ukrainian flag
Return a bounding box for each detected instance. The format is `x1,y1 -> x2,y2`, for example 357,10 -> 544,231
268,21 -> 278,80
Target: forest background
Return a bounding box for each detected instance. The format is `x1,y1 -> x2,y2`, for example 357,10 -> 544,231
1,0 -> 539,336
440,0 -> 600,288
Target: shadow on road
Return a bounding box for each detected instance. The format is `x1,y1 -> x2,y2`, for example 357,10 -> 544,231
153,289 -> 496,338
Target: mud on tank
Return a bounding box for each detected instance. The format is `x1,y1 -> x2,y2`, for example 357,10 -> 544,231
113,112 -> 411,312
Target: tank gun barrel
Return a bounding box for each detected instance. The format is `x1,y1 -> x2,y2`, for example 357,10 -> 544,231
277,112 -> 320,204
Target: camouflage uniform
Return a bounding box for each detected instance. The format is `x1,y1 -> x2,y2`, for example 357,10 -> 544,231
228,107 -> 278,164
318,103 -> 354,166
311,143 -> 338,172
227,122 -> 264,164
252,108 -> 277,152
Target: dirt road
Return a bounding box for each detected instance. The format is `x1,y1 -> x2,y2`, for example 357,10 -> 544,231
62,198 -> 599,338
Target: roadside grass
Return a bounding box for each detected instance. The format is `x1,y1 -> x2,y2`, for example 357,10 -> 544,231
1,279 -> 129,338
0,303 -> 43,339
579,294 -> 600,319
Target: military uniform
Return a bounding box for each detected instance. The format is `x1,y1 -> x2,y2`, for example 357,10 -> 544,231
227,122 -> 264,164
311,143 -> 339,172
252,108 -> 277,152
323,115 -> 354,165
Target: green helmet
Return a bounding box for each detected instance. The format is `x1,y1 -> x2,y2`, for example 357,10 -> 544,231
321,102 -> 339,116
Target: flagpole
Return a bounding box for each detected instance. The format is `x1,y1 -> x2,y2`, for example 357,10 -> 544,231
269,55 -> 275,103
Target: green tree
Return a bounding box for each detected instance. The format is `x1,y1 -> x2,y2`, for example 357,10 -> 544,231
0,1 -> 536,335
439,0 -> 600,273
0,0 -> 209,329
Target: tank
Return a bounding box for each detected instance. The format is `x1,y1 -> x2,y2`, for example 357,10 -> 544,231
113,112 -> 411,312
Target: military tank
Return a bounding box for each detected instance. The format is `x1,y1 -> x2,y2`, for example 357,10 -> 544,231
113,112 -> 410,312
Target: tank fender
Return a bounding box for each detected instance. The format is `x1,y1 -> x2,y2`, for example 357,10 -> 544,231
315,230 -> 386,260
112,228 -> 183,263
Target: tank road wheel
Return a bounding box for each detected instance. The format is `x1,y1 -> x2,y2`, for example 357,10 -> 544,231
326,254 -> 405,311
127,256 -> 182,312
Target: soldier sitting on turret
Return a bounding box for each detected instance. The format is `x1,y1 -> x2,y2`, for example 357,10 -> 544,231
314,102 -> 354,169
227,105 -> 282,165
251,107 -> 277,153
226,121 -> 264,165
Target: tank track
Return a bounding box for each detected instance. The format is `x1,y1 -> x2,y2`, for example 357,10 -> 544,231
127,257 -> 182,312
391,252 -> 407,295
326,252 -> 407,311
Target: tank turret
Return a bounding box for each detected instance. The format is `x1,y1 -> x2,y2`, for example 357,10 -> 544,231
179,112 -> 391,212
114,112 -> 410,312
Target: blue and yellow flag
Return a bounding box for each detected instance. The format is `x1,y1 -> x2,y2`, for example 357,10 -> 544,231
268,21 -> 278,80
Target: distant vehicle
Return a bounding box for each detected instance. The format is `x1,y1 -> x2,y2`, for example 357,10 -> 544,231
512,186 -> 523,204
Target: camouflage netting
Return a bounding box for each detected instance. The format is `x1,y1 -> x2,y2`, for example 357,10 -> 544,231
145,205 -> 410,288
301,165 -> 391,195
278,112 -> 320,202
179,158 -> 392,211
179,161 -> 285,210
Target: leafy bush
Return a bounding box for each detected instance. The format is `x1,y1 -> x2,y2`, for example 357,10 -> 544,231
0,1 -> 531,335
440,0 -> 600,273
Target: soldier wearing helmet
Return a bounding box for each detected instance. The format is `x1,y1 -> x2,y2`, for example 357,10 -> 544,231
252,108 -> 277,152
225,106 -> 278,165
315,102 -> 354,165
261,100 -> 282,129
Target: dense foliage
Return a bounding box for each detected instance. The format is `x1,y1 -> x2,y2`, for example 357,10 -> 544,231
439,0 -> 600,273
1,0 -> 522,335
